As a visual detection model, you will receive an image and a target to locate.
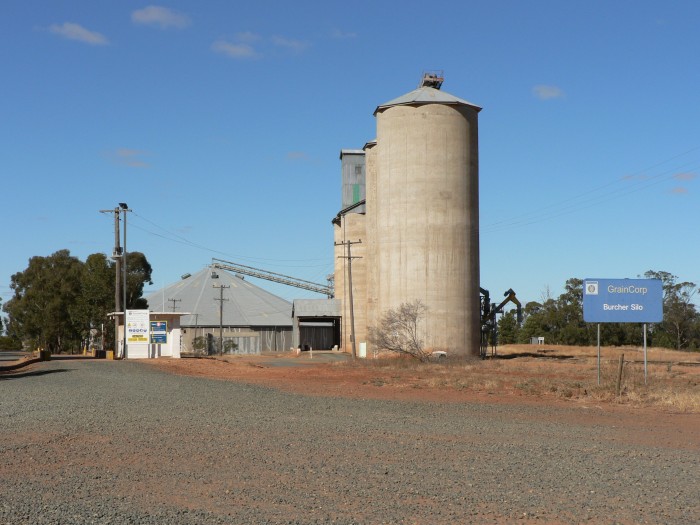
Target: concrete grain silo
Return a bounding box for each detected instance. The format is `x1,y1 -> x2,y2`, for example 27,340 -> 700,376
333,150 -> 368,355
363,139 -> 379,337
333,209 -> 367,354
369,75 -> 481,356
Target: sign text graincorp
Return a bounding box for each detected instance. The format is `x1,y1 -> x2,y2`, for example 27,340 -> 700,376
583,278 -> 663,323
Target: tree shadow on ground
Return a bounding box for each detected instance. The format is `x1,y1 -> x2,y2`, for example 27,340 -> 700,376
487,352 -> 577,360
0,369 -> 71,380
45,355 -> 96,361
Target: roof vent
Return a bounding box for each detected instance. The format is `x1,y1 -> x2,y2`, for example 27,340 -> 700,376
211,271 -> 219,279
181,273 -> 191,280
419,71 -> 444,90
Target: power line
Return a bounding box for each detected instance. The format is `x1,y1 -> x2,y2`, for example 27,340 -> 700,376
481,154 -> 700,234
125,219 -> 334,278
129,211 -> 331,266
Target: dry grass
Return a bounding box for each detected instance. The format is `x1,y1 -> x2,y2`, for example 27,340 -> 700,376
345,344 -> 700,412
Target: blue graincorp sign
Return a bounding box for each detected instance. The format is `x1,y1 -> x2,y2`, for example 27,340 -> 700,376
583,278 -> 663,323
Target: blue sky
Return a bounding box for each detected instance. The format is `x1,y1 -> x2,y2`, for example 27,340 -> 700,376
1,1 -> 698,313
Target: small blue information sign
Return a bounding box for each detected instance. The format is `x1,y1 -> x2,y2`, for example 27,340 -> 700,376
583,278 -> 663,323
150,320 -> 168,344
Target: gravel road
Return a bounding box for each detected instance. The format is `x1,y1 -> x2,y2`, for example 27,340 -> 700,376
1,358 -> 698,524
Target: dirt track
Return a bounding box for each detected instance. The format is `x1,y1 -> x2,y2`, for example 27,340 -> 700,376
1,355 -> 698,524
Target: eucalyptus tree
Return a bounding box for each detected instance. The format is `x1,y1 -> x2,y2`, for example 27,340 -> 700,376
555,278 -> 592,345
517,300 -> 550,344
124,251 -> 153,309
496,310 -> 520,344
4,250 -> 84,353
644,270 -> 698,350
71,253 -> 116,349
3,250 -> 154,353
517,272 -> 698,350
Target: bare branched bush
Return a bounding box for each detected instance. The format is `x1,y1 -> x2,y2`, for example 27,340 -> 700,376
367,300 -> 430,361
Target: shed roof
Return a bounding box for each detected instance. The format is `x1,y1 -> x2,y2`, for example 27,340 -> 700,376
293,299 -> 341,317
339,149 -> 365,159
374,86 -> 481,115
145,266 -> 292,327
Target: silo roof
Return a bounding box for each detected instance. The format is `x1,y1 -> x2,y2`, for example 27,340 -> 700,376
374,86 -> 481,115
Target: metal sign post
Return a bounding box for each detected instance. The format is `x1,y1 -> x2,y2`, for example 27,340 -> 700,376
643,323 -> 648,384
597,324 -> 601,385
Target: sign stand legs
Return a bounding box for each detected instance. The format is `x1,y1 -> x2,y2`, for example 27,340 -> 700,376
597,323 -> 601,386
643,323 -> 648,385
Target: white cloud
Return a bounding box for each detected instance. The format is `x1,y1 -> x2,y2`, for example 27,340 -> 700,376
108,148 -> 150,168
132,6 -> 191,29
49,22 -> 108,46
670,172 -> 695,195
212,33 -> 308,60
532,84 -> 565,100
235,31 -> 261,43
331,28 -> 357,39
272,35 -> 309,53
673,172 -> 697,181
287,151 -> 310,161
211,39 -> 260,59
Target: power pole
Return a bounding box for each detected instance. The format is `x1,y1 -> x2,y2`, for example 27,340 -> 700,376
335,239 -> 362,359
167,298 -> 182,311
100,206 -> 122,356
213,284 -> 230,355
119,203 -> 130,358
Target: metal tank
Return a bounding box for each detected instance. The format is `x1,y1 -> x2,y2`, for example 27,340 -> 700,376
369,75 -> 481,355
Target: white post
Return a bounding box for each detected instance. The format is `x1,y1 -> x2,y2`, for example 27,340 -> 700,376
597,324 -> 601,386
643,323 -> 648,385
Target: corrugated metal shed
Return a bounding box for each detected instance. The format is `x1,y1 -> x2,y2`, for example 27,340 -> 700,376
292,299 -> 341,350
340,149 -> 366,209
145,266 -> 292,328
374,86 -> 482,115
292,299 -> 341,318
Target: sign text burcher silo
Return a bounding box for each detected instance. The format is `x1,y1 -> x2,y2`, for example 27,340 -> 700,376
583,278 -> 663,323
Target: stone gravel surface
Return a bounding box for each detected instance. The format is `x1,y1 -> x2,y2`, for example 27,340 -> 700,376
1,359 -> 698,524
